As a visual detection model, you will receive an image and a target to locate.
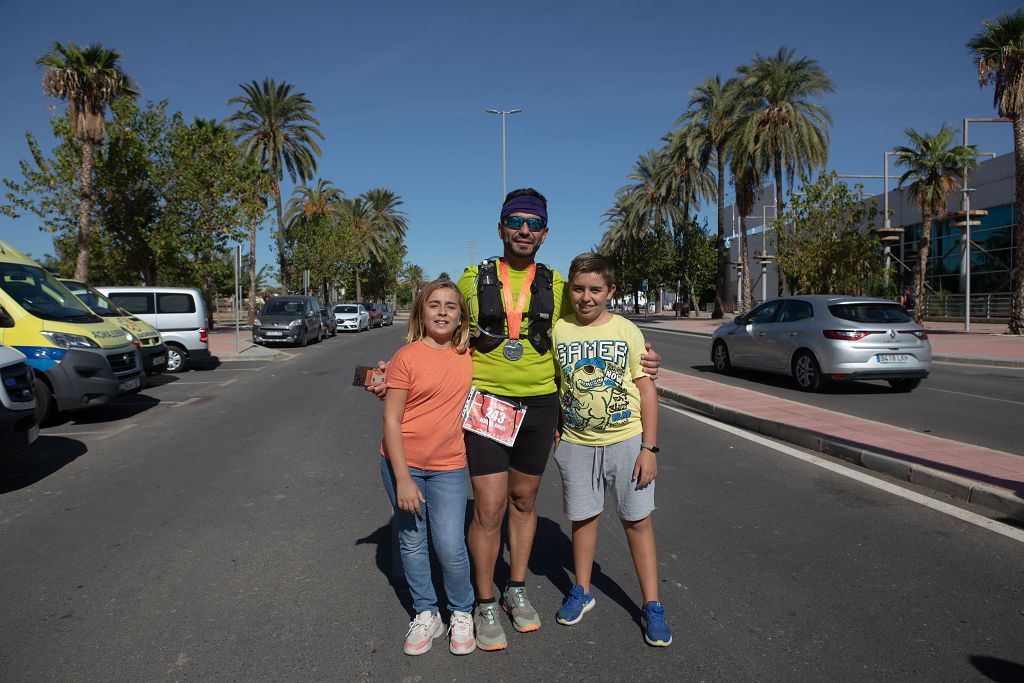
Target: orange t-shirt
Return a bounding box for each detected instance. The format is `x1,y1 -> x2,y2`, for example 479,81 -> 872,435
380,340 -> 473,471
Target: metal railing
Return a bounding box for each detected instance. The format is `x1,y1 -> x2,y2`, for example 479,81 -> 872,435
922,292 -> 1010,319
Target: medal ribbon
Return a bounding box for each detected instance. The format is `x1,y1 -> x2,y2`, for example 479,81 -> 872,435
498,261 -> 536,341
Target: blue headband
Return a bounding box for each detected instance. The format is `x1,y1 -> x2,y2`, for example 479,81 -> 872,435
500,195 -> 547,223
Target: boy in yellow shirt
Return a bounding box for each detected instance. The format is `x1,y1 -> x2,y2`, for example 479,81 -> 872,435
551,252 -> 671,647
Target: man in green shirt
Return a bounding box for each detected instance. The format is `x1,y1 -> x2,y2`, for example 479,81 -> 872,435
456,188 -> 660,651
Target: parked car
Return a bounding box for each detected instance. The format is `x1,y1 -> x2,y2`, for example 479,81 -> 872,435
378,303 -> 395,327
62,279 -> 168,377
99,286 -> 210,373
359,302 -> 384,328
334,304 -> 369,332
253,295 -> 323,346
710,295 -> 931,393
319,307 -> 338,337
0,343 -> 38,456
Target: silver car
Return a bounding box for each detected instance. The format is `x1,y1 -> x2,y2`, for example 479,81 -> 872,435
711,295 -> 931,392
334,304 -> 369,332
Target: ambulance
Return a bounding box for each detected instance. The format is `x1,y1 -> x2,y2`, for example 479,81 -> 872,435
0,241 -> 143,423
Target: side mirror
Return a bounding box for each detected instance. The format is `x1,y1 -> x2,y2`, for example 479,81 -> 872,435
733,316 -> 742,325
0,307 -> 14,328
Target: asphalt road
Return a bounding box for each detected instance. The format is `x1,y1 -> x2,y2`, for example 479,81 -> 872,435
641,326 -> 1024,457
1,326 -> 1022,681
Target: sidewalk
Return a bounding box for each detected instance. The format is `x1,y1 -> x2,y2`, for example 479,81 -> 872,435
206,325 -> 292,362
629,311 -> 1024,521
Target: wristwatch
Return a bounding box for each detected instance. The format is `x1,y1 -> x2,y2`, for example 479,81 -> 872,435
641,443 -> 660,453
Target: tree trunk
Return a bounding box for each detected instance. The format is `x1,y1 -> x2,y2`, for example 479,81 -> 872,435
740,215 -> 753,313
247,217 -> 258,326
74,140 -> 95,282
1009,115 -> 1024,335
355,266 -> 362,302
713,152 -> 727,318
274,183 -> 288,291
773,157 -> 785,298
913,208 -> 932,324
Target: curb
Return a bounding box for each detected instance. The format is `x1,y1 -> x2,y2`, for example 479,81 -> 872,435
656,386 -> 1024,523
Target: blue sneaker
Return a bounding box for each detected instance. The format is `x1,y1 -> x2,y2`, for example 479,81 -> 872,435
556,584 -> 595,625
642,601 -> 672,646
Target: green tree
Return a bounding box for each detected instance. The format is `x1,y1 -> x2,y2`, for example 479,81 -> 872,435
729,141 -> 762,312
36,41 -> 138,281
777,173 -> 885,295
894,125 -> 979,322
968,8 -> 1024,334
673,75 -> 744,317
227,78 -> 323,291
400,262 -> 427,307
284,179 -> 348,295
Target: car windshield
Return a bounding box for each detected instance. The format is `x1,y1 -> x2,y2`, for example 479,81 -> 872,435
335,305 -> 357,314
62,280 -> 123,317
828,303 -> 912,324
262,300 -> 304,316
0,263 -> 102,323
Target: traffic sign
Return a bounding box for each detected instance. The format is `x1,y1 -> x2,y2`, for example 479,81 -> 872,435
642,279 -> 649,292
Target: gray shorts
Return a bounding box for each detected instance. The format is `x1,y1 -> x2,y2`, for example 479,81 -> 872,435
553,434 -> 655,522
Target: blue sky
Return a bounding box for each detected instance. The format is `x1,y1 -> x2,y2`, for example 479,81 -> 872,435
0,0 -> 1017,282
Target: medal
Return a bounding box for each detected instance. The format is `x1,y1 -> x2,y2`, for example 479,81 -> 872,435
498,260 -> 536,362
503,339 -> 524,361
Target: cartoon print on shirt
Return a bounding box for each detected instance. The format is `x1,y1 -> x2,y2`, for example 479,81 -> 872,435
556,339 -> 632,431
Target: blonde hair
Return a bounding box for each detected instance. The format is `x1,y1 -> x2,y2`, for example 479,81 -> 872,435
405,279 -> 471,352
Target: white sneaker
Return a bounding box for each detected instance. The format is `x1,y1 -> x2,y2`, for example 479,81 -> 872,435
404,610 -> 443,655
448,611 -> 476,655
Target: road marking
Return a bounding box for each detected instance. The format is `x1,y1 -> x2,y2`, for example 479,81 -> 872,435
172,397 -> 203,408
97,422 -> 137,440
923,386 -> 1024,406
660,401 -> 1024,545
219,379 -> 237,387
158,380 -> 226,385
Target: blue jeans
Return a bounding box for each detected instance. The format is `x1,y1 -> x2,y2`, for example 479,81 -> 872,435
380,458 -> 474,615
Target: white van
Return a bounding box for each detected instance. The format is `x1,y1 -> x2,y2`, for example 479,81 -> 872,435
97,287 -> 210,373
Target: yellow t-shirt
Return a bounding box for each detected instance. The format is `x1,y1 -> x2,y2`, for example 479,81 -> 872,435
457,261 -> 574,397
553,314 -> 647,446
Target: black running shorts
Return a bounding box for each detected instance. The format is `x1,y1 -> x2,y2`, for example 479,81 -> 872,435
465,392 -> 560,477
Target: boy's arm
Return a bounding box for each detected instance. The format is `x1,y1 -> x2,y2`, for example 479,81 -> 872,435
632,375 -> 659,490
382,387 -> 425,515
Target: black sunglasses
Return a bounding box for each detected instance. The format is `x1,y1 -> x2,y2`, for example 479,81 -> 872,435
503,215 -> 547,232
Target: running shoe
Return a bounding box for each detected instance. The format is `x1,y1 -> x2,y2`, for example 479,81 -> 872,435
501,585 -> 541,632
642,601 -> 672,647
556,584 -> 596,625
404,610 -> 444,655
448,611 -> 476,655
473,602 -> 508,651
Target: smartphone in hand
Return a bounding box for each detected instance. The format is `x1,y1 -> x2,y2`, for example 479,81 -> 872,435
353,365 -> 386,387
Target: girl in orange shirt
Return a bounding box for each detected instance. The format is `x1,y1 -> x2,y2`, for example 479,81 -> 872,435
381,279 -> 475,656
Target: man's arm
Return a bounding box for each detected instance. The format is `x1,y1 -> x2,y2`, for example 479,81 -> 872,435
640,342 -> 661,381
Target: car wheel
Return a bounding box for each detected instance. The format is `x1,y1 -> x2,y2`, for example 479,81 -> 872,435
888,378 -> 921,393
166,344 -> 188,373
299,328 -> 308,347
34,376 -> 55,426
315,327 -> 323,344
711,341 -> 732,373
792,351 -> 827,392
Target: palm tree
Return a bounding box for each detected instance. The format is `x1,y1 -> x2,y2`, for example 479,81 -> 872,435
738,48 -> 834,293
337,196 -> 389,301
894,125 -> 979,323
402,264 -> 427,301
968,8 -> 1024,334
673,75 -> 744,317
36,41 -> 138,281
730,146 -> 760,313
227,78 -> 324,291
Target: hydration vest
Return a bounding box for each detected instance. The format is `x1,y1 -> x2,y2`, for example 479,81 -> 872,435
471,257 -> 554,355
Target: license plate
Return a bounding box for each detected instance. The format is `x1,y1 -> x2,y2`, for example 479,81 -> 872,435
119,376 -> 141,392
266,331 -> 283,337
152,355 -> 165,366
877,354 -> 911,363
27,423 -> 39,444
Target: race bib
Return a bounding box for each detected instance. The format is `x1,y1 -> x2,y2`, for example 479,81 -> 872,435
461,387 -> 527,447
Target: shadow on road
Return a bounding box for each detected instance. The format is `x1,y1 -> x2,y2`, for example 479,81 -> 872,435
968,655 -> 1024,682
692,364 -> 896,395
0,436 -> 87,493
45,393 -> 162,427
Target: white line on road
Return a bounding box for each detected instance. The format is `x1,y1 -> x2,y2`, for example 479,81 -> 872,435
923,386 -> 1024,406
97,422 -> 137,440
219,379 -> 237,387
172,397 -> 203,409
660,402 -> 1024,545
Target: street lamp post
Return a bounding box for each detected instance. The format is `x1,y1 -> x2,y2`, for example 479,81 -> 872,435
960,117 -> 1009,331
485,108 -> 523,199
